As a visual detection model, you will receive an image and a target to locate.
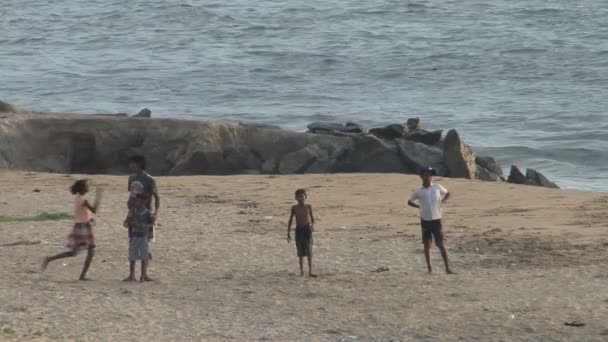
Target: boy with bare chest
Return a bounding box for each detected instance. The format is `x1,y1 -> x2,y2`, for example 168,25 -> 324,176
287,189 -> 316,277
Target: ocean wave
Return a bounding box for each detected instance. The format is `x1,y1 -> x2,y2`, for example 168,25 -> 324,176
475,146 -> 608,167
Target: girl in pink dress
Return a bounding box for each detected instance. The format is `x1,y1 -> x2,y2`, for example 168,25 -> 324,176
41,179 -> 99,280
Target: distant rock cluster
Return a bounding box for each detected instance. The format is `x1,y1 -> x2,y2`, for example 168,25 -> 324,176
0,99 -> 558,188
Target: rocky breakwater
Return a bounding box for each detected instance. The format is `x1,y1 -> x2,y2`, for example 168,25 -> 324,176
0,100 -> 558,188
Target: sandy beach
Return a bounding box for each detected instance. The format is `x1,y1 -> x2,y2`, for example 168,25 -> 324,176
0,171 -> 607,341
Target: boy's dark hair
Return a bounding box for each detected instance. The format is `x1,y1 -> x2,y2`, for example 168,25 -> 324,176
295,189 -> 307,197
419,166 -> 437,176
129,155 -> 147,170
70,179 -> 88,195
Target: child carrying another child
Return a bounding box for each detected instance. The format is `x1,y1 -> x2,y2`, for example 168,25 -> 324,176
123,194 -> 155,282
287,189 -> 317,278
41,179 -> 99,281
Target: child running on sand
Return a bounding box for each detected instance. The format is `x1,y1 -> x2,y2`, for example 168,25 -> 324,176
287,189 -> 317,277
123,194 -> 155,282
41,179 -> 99,280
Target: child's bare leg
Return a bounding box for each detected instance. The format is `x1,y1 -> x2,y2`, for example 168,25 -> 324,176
123,261 -> 136,281
140,260 -> 153,282
41,249 -> 78,271
437,241 -> 453,274
140,260 -> 145,282
78,247 -> 95,280
298,257 -> 304,276
424,240 -> 433,273
307,255 -> 317,278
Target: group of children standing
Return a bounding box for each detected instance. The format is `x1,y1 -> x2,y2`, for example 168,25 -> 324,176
41,156 -> 453,281
41,156 -> 160,282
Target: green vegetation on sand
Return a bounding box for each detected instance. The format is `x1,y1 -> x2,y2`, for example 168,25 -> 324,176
0,212 -> 71,223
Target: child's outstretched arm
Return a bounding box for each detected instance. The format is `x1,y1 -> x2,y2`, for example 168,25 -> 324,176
287,206 -> 295,242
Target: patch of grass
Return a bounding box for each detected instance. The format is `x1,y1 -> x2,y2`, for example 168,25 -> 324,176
1,326 -> 15,334
0,212 -> 72,223
32,328 -> 50,337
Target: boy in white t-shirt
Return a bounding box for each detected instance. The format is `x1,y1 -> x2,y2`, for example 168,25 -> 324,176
408,167 -> 454,274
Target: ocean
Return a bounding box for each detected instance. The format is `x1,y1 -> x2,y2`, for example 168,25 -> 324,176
1,0 -> 607,190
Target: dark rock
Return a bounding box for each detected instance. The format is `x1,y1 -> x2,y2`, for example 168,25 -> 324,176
306,130 -> 363,138
525,168 -> 559,189
396,139 -> 445,175
93,113 -> 129,117
434,139 -> 445,149
305,158 -> 336,173
476,167 -> 498,182
350,135 -> 408,173
405,129 -> 443,145
443,129 -> 476,179
0,100 -> 21,114
172,147 -> 260,176
261,160 -> 277,174
369,124 -> 407,140
306,147 -> 349,173
241,169 -> 262,175
133,108 -> 151,118
475,156 -> 505,182
406,117 -> 421,131
507,165 -> 526,184
278,145 -> 323,174
307,122 -> 363,134
238,122 -> 283,131
0,111 -> 515,179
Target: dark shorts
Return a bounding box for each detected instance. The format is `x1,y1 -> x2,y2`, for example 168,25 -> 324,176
421,219 -> 444,246
295,224 -> 313,257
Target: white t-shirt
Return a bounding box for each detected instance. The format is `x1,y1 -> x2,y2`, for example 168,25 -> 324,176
409,183 -> 448,221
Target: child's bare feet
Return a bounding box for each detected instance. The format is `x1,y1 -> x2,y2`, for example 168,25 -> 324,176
446,269 -> 455,275
427,267 -> 433,274
140,276 -> 154,282
40,257 -> 49,272
123,275 -> 136,282
79,276 -> 92,281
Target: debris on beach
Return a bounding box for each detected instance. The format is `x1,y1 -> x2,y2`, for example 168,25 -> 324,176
564,321 -> 586,327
